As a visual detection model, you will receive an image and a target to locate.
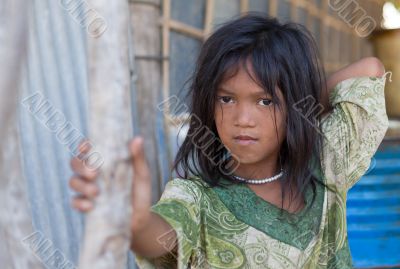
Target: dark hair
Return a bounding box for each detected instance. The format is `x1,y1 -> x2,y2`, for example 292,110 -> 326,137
172,12 -> 329,213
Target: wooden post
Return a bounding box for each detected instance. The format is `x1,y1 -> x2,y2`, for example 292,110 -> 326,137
78,0 -> 134,268
130,0 -> 165,199
0,1 -> 43,268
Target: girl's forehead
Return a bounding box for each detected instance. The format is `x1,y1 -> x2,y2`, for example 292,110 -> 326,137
219,64 -> 279,94
219,62 -> 259,88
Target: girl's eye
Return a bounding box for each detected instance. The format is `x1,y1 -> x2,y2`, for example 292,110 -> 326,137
217,96 -> 234,104
259,99 -> 273,106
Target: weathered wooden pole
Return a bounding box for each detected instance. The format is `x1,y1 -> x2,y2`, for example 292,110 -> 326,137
129,0 -> 165,203
0,1 -> 43,268
78,0 -> 134,268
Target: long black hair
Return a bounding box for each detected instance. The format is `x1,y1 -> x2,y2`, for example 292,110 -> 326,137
172,12 -> 329,212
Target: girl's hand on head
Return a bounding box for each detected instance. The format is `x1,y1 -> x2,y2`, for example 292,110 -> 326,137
69,137 -> 153,234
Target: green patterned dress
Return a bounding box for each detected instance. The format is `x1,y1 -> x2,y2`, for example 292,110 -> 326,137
135,75 -> 389,269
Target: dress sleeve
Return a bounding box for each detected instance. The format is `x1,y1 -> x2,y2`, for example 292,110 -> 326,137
134,178 -> 202,269
319,74 -> 390,192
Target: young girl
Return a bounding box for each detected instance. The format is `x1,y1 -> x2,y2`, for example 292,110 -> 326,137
70,14 -> 389,268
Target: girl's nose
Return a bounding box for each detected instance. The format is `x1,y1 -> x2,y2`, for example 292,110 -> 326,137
233,104 -> 256,127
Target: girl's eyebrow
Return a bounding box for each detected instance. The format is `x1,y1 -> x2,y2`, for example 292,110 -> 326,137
218,87 -> 270,97
217,88 -> 234,94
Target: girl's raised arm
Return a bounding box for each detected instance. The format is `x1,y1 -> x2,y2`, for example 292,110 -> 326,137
321,57 -> 386,115
319,58 -> 389,192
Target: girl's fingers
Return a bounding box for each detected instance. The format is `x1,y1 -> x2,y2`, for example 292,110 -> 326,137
71,195 -> 94,212
69,176 -> 99,198
129,137 -> 149,176
69,139 -> 99,180
129,137 -> 152,215
70,157 -> 99,181
129,137 -> 151,181
77,139 -> 91,154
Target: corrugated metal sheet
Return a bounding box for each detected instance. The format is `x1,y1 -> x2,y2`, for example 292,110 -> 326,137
347,143 -> 400,268
18,0 -> 137,268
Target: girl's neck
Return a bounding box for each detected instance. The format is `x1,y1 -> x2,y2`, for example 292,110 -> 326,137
246,180 -> 306,214
231,157 -> 281,181
230,159 -> 306,214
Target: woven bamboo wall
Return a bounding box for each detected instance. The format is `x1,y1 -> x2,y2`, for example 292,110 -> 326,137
156,0 -> 386,102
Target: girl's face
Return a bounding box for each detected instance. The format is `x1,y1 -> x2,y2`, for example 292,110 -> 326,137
214,62 -> 287,177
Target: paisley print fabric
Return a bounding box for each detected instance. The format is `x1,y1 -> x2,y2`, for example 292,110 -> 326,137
135,75 -> 389,269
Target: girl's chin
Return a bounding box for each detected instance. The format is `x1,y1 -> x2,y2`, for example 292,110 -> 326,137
227,155 -> 262,165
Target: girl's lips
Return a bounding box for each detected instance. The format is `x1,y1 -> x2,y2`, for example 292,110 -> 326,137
235,135 -> 257,140
234,136 -> 258,145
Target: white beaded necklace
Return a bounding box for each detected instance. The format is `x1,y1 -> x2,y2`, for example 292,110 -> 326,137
233,168 -> 284,184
